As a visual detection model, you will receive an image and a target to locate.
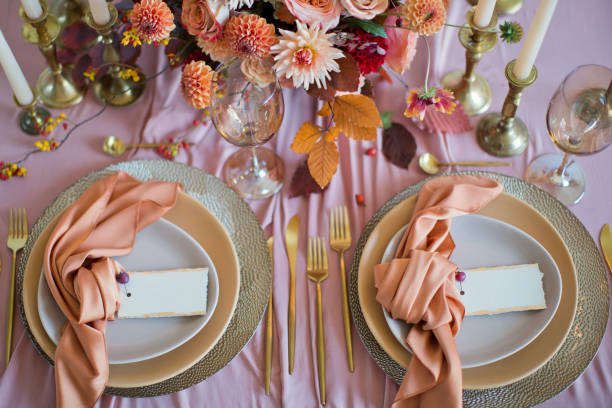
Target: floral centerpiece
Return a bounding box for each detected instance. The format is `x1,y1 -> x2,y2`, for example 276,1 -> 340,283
120,0 -> 519,187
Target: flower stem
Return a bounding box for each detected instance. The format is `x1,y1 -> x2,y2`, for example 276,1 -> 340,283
424,36 -> 430,91
383,64 -> 411,89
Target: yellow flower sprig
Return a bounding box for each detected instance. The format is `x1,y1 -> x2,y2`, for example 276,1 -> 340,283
0,162 -> 27,181
34,137 -> 60,151
37,113 -> 67,136
119,68 -> 141,82
121,27 -> 170,47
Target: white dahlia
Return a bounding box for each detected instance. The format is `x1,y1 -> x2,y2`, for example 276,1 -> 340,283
270,22 -> 344,90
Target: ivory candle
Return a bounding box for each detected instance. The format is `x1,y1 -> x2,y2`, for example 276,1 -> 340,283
0,30 -> 34,105
513,0 -> 558,79
88,0 -> 111,25
20,0 -> 43,19
473,0 -> 496,28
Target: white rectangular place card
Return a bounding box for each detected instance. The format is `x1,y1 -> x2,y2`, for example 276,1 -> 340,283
457,263 -> 546,316
118,267 -> 208,319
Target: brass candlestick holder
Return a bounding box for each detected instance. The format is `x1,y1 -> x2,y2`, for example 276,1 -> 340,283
476,59 -> 537,157
85,5 -> 146,107
466,0 -> 523,15
441,7 -> 498,117
21,0 -> 86,109
14,89 -> 51,135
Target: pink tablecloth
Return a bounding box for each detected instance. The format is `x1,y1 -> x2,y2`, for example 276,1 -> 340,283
1,1 -> 611,407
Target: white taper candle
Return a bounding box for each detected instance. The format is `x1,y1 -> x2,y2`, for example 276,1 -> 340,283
513,0 -> 558,79
0,30 -> 34,105
474,0 -> 496,28
88,0 -> 111,25
20,0 -> 43,19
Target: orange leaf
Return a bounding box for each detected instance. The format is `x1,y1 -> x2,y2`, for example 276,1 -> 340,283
307,137 -> 339,189
317,102 -> 332,117
333,95 -> 382,141
325,126 -> 339,141
291,122 -> 321,154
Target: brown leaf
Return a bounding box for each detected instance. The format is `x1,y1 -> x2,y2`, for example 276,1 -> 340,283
361,78 -> 374,98
329,53 -> 360,93
289,160 -> 328,198
317,102 -> 332,117
308,138 -> 340,188
291,122 -> 321,154
382,122 -> 417,169
275,4 -> 298,24
306,83 -> 336,101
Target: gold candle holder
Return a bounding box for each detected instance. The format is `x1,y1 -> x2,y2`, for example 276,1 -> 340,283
476,59 -> 537,157
21,0 -> 86,109
14,88 -> 51,136
466,0 -> 523,15
441,7 -> 498,117
85,5 -> 146,107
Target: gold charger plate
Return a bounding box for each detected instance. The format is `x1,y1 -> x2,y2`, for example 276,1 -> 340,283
17,160 -> 272,397
349,172 -> 609,406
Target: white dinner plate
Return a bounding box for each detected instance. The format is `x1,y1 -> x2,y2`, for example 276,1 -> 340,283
381,214 -> 562,368
37,218 -> 219,364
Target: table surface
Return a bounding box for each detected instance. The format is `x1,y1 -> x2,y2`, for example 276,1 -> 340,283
1,1 -> 611,407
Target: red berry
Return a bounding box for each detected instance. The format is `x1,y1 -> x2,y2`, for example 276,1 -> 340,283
164,150 -> 172,159
365,147 -> 377,156
156,146 -> 164,153
455,271 -> 466,282
63,123 -> 68,130
116,271 -> 130,284
168,137 -> 174,143
355,194 -> 366,206
192,119 -> 199,126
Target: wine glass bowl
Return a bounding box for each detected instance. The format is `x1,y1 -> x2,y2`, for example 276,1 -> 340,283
525,64 -> 612,206
210,58 -> 285,199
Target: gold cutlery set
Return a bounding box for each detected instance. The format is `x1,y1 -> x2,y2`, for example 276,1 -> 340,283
267,207 -> 353,404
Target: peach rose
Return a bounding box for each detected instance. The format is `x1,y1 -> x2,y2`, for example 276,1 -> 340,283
281,0 -> 342,31
181,0 -> 230,42
341,0 -> 388,20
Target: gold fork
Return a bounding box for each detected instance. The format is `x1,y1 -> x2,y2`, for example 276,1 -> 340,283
329,206 -> 354,372
307,237 -> 328,406
6,208 -> 28,366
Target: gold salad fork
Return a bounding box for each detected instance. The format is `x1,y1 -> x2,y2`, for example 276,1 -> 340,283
307,237 -> 328,405
329,206 -> 354,372
6,208 -> 28,366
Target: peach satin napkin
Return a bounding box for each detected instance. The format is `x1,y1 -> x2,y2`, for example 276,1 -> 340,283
374,175 -> 503,407
43,171 -> 182,408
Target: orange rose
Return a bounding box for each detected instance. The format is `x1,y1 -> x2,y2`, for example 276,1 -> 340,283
282,0 -> 342,31
181,0 -> 230,42
341,0 -> 388,20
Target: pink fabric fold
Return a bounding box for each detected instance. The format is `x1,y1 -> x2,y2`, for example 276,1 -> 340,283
43,171 -> 182,408
374,175 -> 503,407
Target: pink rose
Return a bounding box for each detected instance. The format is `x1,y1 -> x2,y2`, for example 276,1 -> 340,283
281,0 -> 342,31
384,10 -> 419,74
341,0 -> 388,20
181,0 -> 230,42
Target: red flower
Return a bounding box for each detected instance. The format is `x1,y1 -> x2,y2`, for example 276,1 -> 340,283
404,87 -> 456,121
340,29 -> 388,75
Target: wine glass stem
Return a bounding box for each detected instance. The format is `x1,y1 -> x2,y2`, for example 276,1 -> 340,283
551,152 -> 572,187
251,147 -> 260,173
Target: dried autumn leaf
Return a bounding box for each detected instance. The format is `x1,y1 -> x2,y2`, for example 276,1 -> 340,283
306,83 -> 336,101
317,102 -> 332,117
289,160 -> 328,198
382,122 -> 417,169
329,53 -> 360,93
291,122 -> 321,154
308,138 -> 340,188
345,126 -> 378,141
334,94 -> 382,135
325,126 -> 340,141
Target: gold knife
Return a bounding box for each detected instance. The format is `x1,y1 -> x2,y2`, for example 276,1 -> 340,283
285,214 -> 299,374
265,237 -> 274,395
599,224 -> 612,274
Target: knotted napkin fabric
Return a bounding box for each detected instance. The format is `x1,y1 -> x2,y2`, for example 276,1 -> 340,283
374,175 -> 503,407
43,171 -> 182,408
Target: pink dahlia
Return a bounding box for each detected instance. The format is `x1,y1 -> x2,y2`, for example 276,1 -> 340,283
130,0 -> 176,42
271,21 -> 344,90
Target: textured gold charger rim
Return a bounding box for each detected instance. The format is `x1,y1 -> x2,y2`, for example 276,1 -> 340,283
349,171 -> 609,407
17,160 -> 272,397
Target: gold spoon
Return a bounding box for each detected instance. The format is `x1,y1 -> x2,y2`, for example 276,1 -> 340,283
418,152 -> 510,175
103,135 -> 191,157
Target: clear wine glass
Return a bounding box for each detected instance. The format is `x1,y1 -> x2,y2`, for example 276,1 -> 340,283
210,58 -> 285,199
525,64 -> 612,206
